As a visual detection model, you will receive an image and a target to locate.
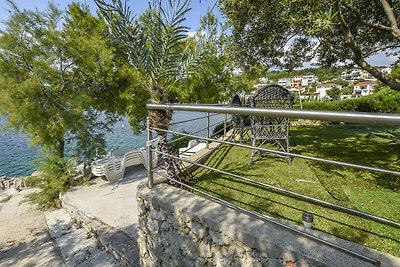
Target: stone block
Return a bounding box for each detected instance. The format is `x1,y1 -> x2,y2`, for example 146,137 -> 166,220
198,242 -> 213,258
189,221 -> 209,239
214,249 -> 231,267
180,240 -> 199,260
210,231 -> 231,246
149,209 -> 165,221
195,257 -> 208,267
147,218 -> 160,232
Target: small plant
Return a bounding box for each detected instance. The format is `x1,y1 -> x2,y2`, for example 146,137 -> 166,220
0,195 -> 12,203
25,155 -> 83,209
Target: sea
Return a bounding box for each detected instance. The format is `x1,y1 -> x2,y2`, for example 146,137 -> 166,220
0,112 -> 226,177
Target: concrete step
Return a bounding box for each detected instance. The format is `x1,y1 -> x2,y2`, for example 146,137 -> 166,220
60,198 -> 140,267
45,208 -> 122,267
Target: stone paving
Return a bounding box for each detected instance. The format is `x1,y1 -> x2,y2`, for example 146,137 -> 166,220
45,208 -> 121,267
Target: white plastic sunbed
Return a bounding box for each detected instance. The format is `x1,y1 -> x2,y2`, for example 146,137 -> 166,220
91,147 -> 157,182
179,140 -> 207,159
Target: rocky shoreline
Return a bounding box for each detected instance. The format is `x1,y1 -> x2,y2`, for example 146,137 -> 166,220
0,176 -> 28,191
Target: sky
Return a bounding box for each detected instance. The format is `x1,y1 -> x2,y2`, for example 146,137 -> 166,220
0,0 -> 221,31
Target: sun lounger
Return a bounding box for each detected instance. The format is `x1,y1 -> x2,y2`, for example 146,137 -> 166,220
91,147 -> 157,182
179,140 -> 207,159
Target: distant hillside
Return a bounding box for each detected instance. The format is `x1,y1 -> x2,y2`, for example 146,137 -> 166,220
265,67 -> 343,82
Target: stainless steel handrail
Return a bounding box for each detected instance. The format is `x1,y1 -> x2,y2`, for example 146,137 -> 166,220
153,127 -> 400,177
147,103 -> 400,126
146,103 -> 400,265
154,148 -> 400,229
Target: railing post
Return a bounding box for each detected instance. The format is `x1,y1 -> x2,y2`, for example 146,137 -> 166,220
223,113 -> 227,139
206,112 -> 210,149
147,116 -> 154,188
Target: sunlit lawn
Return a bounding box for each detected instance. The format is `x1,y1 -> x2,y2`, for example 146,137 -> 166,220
190,123 -> 400,257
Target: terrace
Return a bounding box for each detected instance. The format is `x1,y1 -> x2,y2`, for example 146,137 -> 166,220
142,102 -> 400,265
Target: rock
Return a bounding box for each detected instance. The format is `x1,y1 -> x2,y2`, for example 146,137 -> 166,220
31,170 -> 43,177
149,210 -> 165,221
188,221 -> 208,239
195,257 -> 208,267
198,242 -> 213,258
214,249 -> 230,267
211,232 -> 231,246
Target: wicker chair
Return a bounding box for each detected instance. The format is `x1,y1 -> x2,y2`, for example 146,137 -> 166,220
230,94 -> 252,142
250,85 -> 294,163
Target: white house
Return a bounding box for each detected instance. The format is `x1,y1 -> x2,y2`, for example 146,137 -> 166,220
278,78 -> 290,87
301,74 -> 318,87
316,83 -> 342,99
341,68 -> 375,81
353,81 -> 377,97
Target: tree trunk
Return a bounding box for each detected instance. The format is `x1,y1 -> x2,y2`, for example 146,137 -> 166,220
55,139 -> 65,159
148,109 -> 177,182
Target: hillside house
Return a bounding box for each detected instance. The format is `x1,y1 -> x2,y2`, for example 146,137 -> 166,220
316,83 -> 342,99
353,81 -> 377,97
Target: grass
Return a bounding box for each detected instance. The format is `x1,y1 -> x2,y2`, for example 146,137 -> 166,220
190,123 -> 400,257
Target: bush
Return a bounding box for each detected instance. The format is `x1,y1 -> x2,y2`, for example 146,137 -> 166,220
303,88 -> 400,113
25,155 -> 82,209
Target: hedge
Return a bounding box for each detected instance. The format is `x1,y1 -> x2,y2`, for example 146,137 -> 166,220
302,89 -> 400,113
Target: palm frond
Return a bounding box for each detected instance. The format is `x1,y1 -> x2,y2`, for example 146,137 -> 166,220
94,0 -> 203,84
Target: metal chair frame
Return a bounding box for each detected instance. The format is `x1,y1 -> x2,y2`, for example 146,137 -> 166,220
230,94 -> 252,142
250,85 -> 294,163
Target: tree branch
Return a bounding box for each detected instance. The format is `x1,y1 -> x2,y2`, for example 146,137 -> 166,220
343,2 -> 400,40
318,38 -> 348,58
334,2 -> 400,90
379,0 -> 400,36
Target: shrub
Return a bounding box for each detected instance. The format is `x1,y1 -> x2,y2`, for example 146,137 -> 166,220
303,88 -> 400,113
25,155 -> 82,209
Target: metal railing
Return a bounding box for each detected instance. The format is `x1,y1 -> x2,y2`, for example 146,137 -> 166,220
146,103 -> 400,266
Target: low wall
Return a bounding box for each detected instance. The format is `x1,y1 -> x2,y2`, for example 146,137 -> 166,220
137,182 -> 400,267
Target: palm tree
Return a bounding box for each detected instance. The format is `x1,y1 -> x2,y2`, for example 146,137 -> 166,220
94,0 -> 196,179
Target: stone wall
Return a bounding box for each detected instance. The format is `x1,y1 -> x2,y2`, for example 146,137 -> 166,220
137,182 -> 400,267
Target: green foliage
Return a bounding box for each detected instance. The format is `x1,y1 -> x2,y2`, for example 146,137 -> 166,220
303,88 -> 400,113
95,1 -> 250,132
341,85 -> 354,95
174,10 -> 252,103
95,0 -> 193,104
25,155 -> 82,209
326,86 -> 341,100
0,2 -> 133,159
0,2 -> 139,207
220,0 -> 400,89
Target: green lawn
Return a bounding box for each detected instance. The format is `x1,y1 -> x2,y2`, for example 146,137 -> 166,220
190,124 -> 400,257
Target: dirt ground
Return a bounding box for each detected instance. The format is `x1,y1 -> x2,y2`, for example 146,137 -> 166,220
0,189 -> 64,266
